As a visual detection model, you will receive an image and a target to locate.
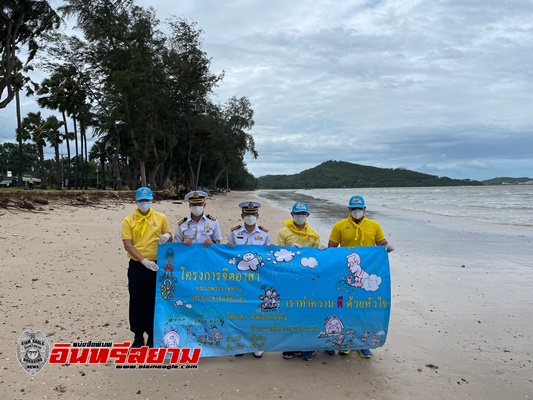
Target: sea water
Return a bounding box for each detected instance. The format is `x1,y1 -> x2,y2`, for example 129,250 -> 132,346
256,186 -> 533,242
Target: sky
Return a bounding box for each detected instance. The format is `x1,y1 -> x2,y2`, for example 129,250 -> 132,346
1,0 -> 533,180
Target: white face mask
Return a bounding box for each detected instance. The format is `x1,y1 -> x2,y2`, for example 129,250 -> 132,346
293,215 -> 307,225
351,209 -> 364,220
137,202 -> 152,213
243,215 -> 257,225
191,206 -> 204,216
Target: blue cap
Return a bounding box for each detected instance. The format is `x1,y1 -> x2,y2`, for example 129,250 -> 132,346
291,202 -> 309,213
136,187 -> 153,201
348,195 -> 365,209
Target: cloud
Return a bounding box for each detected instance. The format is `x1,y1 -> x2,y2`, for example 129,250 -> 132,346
274,248 -> 295,262
300,257 -> 318,269
2,0 -> 533,180
363,274 -> 382,292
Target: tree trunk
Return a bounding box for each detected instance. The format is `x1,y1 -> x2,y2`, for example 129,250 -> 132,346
54,144 -> 62,189
109,148 -> 121,190
139,160 -> 147,187
194,154 -> 203,189
107,133 -> 121,190
211,165 -> 228,190
39,145 -> 47,189
148,163 -> 161,190
61,111 -> 71,189
15,88 -> 24,187
100,157 -> 106,190
82,125 -> 88,189
73,117 -> 79,189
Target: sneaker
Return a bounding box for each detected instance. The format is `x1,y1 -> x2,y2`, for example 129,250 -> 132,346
281,351 -> 294,359
339,350 -> 351,355
325,350 -> 335,356
301,351 -> 315,361
293,351 -> 303,356
253,351 -> 263,358
131,337 -> 144,348
357,349 -> 373,358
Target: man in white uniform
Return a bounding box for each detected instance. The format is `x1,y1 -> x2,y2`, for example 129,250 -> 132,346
228,200 -> 270,359
227,201 -> 270,246
173,191 -> 222,246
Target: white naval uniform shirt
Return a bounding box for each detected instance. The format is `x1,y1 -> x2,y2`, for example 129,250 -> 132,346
227,224 -> 270,245
173,214 -> 222,244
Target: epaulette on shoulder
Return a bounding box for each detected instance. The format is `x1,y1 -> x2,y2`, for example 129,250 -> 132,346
231,225 -> 242,231
177,217 -> 187,225
207,214 -> 217,221
259,225 -> 269,232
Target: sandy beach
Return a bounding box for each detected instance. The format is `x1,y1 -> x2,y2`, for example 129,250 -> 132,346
1,190 -> 531,400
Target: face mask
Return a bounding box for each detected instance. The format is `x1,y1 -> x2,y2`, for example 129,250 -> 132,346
137,202 -> 152,213
243,215 -> 257,225
293,215 -> 307,225
191,206 -> 204,216
351,209 -> 364,220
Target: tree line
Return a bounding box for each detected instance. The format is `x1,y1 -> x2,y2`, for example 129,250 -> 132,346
1,0 -> 258,191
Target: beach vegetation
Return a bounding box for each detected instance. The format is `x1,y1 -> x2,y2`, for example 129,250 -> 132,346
3,0 -> 258,192
0,0 -> 61,108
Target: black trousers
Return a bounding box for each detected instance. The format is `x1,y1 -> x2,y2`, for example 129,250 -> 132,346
128,260 -> 156,339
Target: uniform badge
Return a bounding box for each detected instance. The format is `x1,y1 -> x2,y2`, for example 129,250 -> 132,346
16,330 -> 50,376
203,221 -> 212,234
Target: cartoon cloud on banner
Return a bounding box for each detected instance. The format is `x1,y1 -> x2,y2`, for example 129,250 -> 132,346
154,244 -> 391,357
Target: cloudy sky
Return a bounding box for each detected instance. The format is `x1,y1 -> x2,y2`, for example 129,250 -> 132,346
2,0 -> 533,180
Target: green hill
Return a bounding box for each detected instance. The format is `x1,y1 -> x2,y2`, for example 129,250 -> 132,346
257,160 -> 482,189
481,177 -> 533,185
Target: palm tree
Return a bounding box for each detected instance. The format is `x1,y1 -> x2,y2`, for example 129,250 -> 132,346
89,139 -> 109,189
44,116 -> 64,189
12,59 -> 34,187
21,112 -> 48,189
37,66 -> 78,189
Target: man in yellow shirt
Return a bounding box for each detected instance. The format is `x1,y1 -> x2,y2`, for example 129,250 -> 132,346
328,195 -> 394,358
121,187 -> 172,348
277,201 -> 326,361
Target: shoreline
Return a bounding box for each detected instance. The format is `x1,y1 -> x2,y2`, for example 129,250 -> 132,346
1,190 -> 531,400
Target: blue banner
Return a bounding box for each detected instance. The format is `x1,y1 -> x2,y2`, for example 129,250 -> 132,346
154,244 -> 391,356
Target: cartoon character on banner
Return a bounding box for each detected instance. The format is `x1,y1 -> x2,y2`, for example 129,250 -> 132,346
170,299 -> 225,347
159,248 -> 177,300
259,286 -> 281,311
337,252 -> 383,293
236,252 -> 264,271
317,316 -> 347,347
346,253 -> 368,287
163,327 -> 180,348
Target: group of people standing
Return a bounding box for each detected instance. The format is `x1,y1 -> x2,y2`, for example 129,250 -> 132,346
121,187 -> 394,360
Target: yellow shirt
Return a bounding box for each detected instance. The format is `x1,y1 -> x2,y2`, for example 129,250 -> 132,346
277,220 -> 321,248
121,209 -> 170,261
329,217 -> 385,247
